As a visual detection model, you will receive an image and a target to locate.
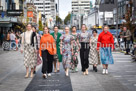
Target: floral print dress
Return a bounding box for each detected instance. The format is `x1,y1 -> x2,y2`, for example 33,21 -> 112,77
78,31 -> 91,43
71,33 -> 80,70
60,34 -> 73,69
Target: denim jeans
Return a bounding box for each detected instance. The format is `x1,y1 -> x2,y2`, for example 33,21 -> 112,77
10,40 -> 16,50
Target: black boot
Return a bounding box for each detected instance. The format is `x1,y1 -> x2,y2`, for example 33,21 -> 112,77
94,67 -> 98,72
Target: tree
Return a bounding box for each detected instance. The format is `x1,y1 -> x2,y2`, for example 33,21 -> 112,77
39,20 -> 43,31
64,13 -> 71,25
56,16 -> 62,25
123,0 -> 136,34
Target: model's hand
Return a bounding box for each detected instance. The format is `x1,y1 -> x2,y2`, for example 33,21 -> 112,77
60,51 -> 62,55
20,50 -> 23,54
40,56 -> 42,61
97,50 -> 99,53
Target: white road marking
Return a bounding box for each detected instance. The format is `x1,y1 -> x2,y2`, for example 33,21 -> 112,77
113,76 -> 122,78
128,80 -> 136,82
126,71 -> 136,73
124,65 -> 134,67
116,61 -> 132,63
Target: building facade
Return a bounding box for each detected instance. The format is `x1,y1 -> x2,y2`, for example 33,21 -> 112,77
71,0 -> 91,29
33,0 -> 56,28
117,0 -> 136,24
27,3 -> 38,26
72,0 -> 90,15
83,0 -> 117,29
0,0 -> 24,34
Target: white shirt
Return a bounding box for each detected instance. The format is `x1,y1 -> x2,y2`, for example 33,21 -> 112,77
10,33 -> 16,40
21,30 -> 36,50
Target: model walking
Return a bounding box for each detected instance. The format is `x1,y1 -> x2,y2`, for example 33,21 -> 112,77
71,26 -> 80,73
51,26 -> 62,73
97,25 -> 114,75
60,27 -> 73,76
39,26 -> 56,79
78,24 -> 91,75
89,29 -> 100,72
20,24 -> 37,78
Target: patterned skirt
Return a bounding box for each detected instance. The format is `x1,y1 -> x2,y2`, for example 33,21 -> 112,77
89,47 -> 100,65
62,51 -> 71,69
100,47 -> 114,64
24,44 -> 37,68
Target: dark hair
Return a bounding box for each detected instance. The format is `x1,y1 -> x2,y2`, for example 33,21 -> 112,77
32,26 -> 36,30
43,26 -> 49,30
72,26 -> 76,29
92,29 -> 97,34
53,25 -> 58,29
26,23 -> 32,27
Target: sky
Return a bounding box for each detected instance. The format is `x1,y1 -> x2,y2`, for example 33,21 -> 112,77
58,0 -> 95,20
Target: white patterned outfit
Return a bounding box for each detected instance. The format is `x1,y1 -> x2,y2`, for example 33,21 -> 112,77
89,36 -> 99,65
21,30 -> 37,68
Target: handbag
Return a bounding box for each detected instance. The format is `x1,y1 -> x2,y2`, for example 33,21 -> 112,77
54,54 -> 58,60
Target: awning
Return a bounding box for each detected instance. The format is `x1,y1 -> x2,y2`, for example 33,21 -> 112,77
0,23 -> 12,27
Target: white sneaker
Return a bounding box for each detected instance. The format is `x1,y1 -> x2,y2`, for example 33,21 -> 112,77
102,69 -> 106,74
105,69 -> 108,74
48,73 -> 51,77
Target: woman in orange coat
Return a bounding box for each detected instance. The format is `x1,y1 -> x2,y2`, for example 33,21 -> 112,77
39,26 -> 56,79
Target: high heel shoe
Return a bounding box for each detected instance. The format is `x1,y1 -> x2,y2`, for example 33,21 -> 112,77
25,73 -> 29,78
54,69 -> 57,73
65,69 -> 69,76
57,69 -> 60,72
94,67 -> 98,72
33,71 -> 36,74
30,73 -> 34,78
83,72 -> 86,75
85,69 -> 89,75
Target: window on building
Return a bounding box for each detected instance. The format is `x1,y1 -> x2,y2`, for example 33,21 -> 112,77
100,0 -> 114,4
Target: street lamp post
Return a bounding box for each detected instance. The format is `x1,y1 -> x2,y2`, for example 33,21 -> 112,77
57,0 -> 59,26
43,0 -> 46,26
116,1 -> 119,39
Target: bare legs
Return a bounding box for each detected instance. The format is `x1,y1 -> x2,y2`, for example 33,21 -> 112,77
65,68 -> 69,76
25,67 -> 34,78
54,60 -> 60,72
53,61 -> 57,72
25,67 -> 29,78
103,64 -> 108,69
30,68 -> 34,77
57,61 -> 60,72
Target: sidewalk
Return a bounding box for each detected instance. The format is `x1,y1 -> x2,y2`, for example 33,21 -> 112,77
0,51 -> 41,91
0,51 -> 136,91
